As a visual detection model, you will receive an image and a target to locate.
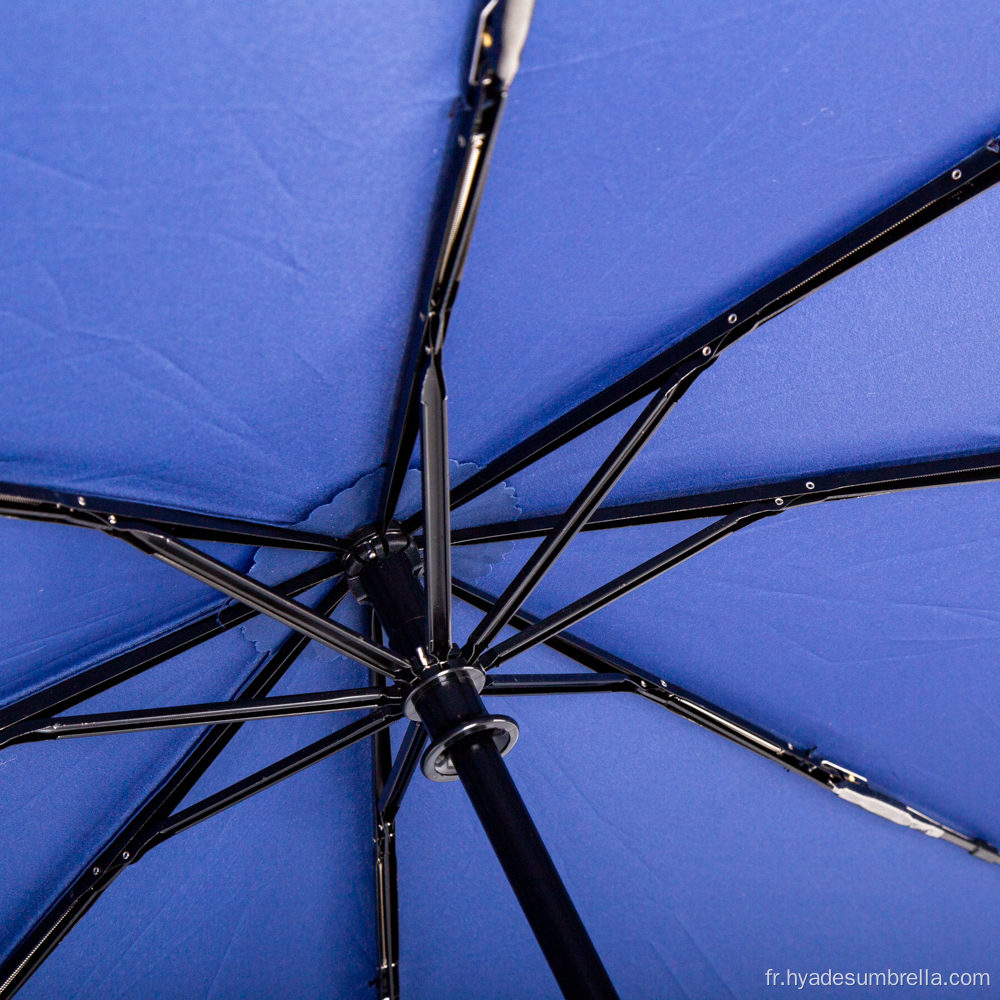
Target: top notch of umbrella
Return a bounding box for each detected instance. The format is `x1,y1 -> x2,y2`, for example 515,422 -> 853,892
469,0 -> 536,89
377,0 -> 537,529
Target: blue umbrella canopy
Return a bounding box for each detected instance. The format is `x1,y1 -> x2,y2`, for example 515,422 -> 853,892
2,2 -> 1000,998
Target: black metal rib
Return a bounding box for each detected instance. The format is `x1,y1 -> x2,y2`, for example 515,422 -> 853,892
450,449 -> 1000,544
373,802 -> 400,1000
420,355 -> 453,658
371,680 -> 400,1000
126,529 -> 411,679
479,502 -> 780,669
377,722 -> 427,823
1,687 -> 400,750
404,139 -> 1000,529
134,709 -> 400,853
369,616 -> 401,1000
483,673 -> 633,695
377,70 -> 509,527
453,579 -> 619,674
0,481 -> 346,551
0,560 -> 343,736
460,579 -> 1000,867
462,360 -> 709,662
0,580 -> 350,999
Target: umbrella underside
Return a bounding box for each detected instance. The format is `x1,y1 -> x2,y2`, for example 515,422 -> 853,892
3,3 -> 1000,997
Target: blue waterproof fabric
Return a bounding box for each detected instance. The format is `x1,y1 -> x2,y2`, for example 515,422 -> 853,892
2,0 -> 1000,997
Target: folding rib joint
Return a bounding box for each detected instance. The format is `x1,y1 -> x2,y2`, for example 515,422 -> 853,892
377,0 -> 534,529
635,678 -> 1000,866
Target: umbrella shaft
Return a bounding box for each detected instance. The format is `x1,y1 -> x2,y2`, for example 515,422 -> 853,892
357,542 -> 619,998
451,736 -> 620,1000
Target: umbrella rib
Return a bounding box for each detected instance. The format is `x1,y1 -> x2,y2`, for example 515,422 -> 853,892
368,615 -> 402,1000
458,580 -> 1000,867
371,721 -> 422,1000
121,527 -> 412,680
450,449 -> 1000,544
477,502 -> 780,669
376,58 -> 510,528
0,580 -> 350,999
420,354 -> 453,658
454,579 -> 621,673
462,360 -> 709,662
482,673 -> 634,695
0,480 -> 346,551
0,559 -> 344,734
402,139 -> 1000,531
132,709 -> 401,855
377,721 -> 428,823
0,687 -> 400,750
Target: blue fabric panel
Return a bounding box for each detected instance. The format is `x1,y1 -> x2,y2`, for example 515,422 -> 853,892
0,520 -> 238,707
445,0 -> 1000,476
494,178 -> 1000,518
465,478 -> 1000,850
3,0 -> 1000,997
0,0 -> 469,519
1,0 -> 997,521
398,690 -> 1000,999
17,599 -> 376,1000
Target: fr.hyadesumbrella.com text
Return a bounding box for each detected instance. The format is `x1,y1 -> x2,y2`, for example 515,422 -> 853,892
766,970 -> 989,988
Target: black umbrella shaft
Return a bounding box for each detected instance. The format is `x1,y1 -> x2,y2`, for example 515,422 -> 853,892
451,736 -> 620,1000
359,548 -> 618,998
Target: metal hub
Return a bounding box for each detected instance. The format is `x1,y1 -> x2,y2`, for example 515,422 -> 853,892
345,523 -> 521,782
421,715 -> 519,781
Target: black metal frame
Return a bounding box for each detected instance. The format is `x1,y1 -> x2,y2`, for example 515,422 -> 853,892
3,2 -> 1000,995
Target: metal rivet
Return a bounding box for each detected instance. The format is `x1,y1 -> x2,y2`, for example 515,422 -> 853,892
727,313 -> 738,324
122,851 -> 130,860
805,481 -> 815,490
660,679 -> 667,687
77,496 -> 87,506
775,497 -> 784,506
701,345 -> 712,357
640,680 -> 647,688
108,515 -> 117,525
92,867 -> 100,875
952,168 -> 962,180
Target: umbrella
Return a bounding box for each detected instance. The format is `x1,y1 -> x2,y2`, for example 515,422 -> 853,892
2,1 -> 999,997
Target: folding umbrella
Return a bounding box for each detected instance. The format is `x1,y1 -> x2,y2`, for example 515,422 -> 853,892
2,1 -> 999,997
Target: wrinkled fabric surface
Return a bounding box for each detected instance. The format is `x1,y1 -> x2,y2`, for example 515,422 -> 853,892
2,0 -> 1000,997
